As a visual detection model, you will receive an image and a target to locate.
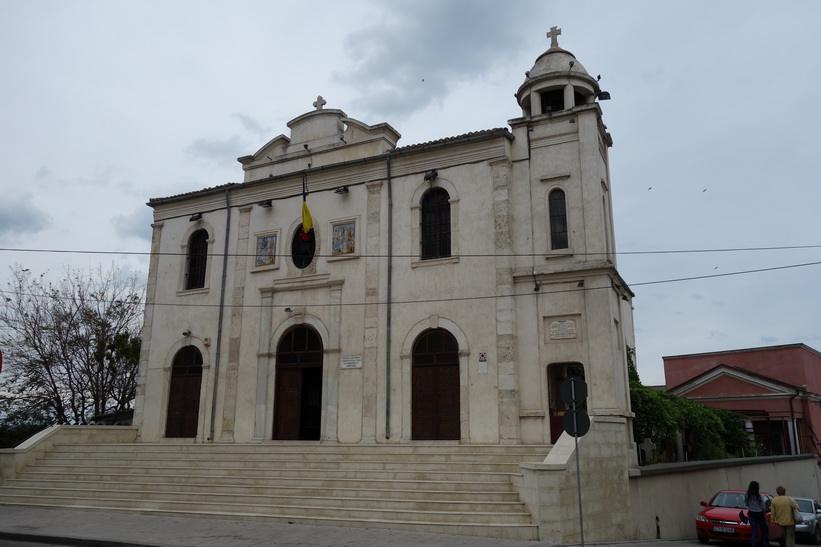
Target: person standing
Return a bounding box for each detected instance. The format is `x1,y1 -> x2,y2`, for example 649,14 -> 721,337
771,485 -> 799,547
745,481 -> 769,547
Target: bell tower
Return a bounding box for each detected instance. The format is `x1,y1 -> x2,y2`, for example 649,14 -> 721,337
509,27 -> 633,441
510,30 -> 636,541
513,26 -> 617,270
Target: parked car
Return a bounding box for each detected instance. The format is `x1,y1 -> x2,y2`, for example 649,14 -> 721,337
696,489 -> 784,545
794,497 -> 821,545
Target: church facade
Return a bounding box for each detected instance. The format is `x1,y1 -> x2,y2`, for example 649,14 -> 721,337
134,29 -> 636,449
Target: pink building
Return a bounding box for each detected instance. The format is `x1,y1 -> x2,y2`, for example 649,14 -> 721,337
664,344 -> 821,459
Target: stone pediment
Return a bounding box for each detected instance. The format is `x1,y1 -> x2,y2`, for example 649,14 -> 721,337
668,364 -> 799,399
237,101 -> 401,181
238,135 -> 290,166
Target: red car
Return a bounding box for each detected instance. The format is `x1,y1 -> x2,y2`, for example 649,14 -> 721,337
696,490 -> 784,545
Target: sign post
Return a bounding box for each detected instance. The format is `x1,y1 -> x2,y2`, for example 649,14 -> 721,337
560,376 -> 589,546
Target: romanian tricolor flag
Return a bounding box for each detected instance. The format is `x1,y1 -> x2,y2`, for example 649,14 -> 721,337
300,174 -> 313,239
302,200 -> 313,233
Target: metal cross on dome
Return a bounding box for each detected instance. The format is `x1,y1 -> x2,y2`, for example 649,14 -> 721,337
313,95 -> 326,110
547,26 -> 561,48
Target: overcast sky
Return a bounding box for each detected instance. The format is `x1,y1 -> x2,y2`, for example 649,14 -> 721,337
1,1 -> 820,386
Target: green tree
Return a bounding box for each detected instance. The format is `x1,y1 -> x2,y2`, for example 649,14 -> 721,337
0,400 -> 52,448
0,264 -> 143,428
628,346 -> 751,463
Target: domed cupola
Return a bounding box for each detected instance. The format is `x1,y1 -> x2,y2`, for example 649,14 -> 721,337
516,27 -> 605,118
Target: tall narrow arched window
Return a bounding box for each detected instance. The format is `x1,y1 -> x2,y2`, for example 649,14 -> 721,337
420,187 -> 451,259
185,229 -> 208,290
549,189 -> 568,250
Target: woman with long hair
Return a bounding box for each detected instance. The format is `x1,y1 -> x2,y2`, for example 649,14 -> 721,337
745,480 -> 768,547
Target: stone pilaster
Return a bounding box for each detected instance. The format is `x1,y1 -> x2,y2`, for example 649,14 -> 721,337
362,180 -> 383,442
133,221 -> 163,439
254,289 -> 274,440
491,159 -> 520,444
220,206 -> 251,442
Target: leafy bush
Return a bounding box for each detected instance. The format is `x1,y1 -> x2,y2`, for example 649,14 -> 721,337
628,346 -> 751,463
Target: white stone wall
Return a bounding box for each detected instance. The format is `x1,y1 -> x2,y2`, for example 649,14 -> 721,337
628,455 -> 821,540
517,416 -> 633,543
135,52 -> 635,446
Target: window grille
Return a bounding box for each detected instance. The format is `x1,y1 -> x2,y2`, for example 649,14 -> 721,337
420,187 -> 451,259
549,189 -> 568,250
185,229 -> 208,290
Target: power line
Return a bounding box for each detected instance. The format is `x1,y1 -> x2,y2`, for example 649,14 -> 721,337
1,260 -> 819,310
630,260 -> 821,287
1,244 -> 820,260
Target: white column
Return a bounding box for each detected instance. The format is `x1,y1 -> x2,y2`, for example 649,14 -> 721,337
531,90 -> 542,116
563,84 -> 574,110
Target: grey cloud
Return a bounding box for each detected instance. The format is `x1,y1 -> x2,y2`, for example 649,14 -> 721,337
337,0 -> 540,119
35,165 -> 52,180
233,114 -> 271,140
111,205 -> 153,242
0,192 -> 51,243
185,135 -> 247,166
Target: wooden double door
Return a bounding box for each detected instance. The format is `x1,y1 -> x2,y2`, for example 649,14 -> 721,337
165,346 -> 203,438
273,326 -> 323,440
411,329 -> 460,440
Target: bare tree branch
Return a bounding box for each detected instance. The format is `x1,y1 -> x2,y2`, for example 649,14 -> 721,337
0,264 -> 144,425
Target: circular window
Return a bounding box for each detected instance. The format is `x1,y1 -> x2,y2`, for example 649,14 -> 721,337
291,225 -> 315,269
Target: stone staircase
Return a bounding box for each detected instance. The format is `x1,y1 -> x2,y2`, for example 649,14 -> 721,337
0,440 -> 549,540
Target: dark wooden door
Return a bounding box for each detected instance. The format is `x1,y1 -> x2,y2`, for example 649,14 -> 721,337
273,367 -> 303,439
165,347 -> 203,438
412,329 -> 460,440
273,326 -> 323,440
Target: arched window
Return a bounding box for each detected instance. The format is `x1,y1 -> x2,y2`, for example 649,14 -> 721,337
165,346 -> 203,438
549,189 -> 568,250
420,188 -> 451,259
541,88 -> 565,113
185,229 -> 209,290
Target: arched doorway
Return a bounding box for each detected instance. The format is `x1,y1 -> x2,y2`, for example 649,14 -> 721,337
273,325 -> 323,440
412,329 -> 460,440
165,346 -> 203,438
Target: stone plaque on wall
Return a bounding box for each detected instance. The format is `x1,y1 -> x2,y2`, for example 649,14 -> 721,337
341,355 -> 363,369
549,319 -> 577,340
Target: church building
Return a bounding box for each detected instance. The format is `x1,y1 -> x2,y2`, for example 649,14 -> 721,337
134,27 -> 636,449
0,29 -> 645,544
11,30 -> 821,545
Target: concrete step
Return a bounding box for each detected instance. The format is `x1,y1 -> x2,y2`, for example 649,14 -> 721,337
0,440 -> 548,540
24,464 -> 516,483
0,502 -> 540,540
0,493 -> 533,525
6,478 -> 520,501
50,442 -> 549,457
0,485 -> 526,513
14,471 -> 517,492
47,447 -> 543,464
35,456 -> 521,473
